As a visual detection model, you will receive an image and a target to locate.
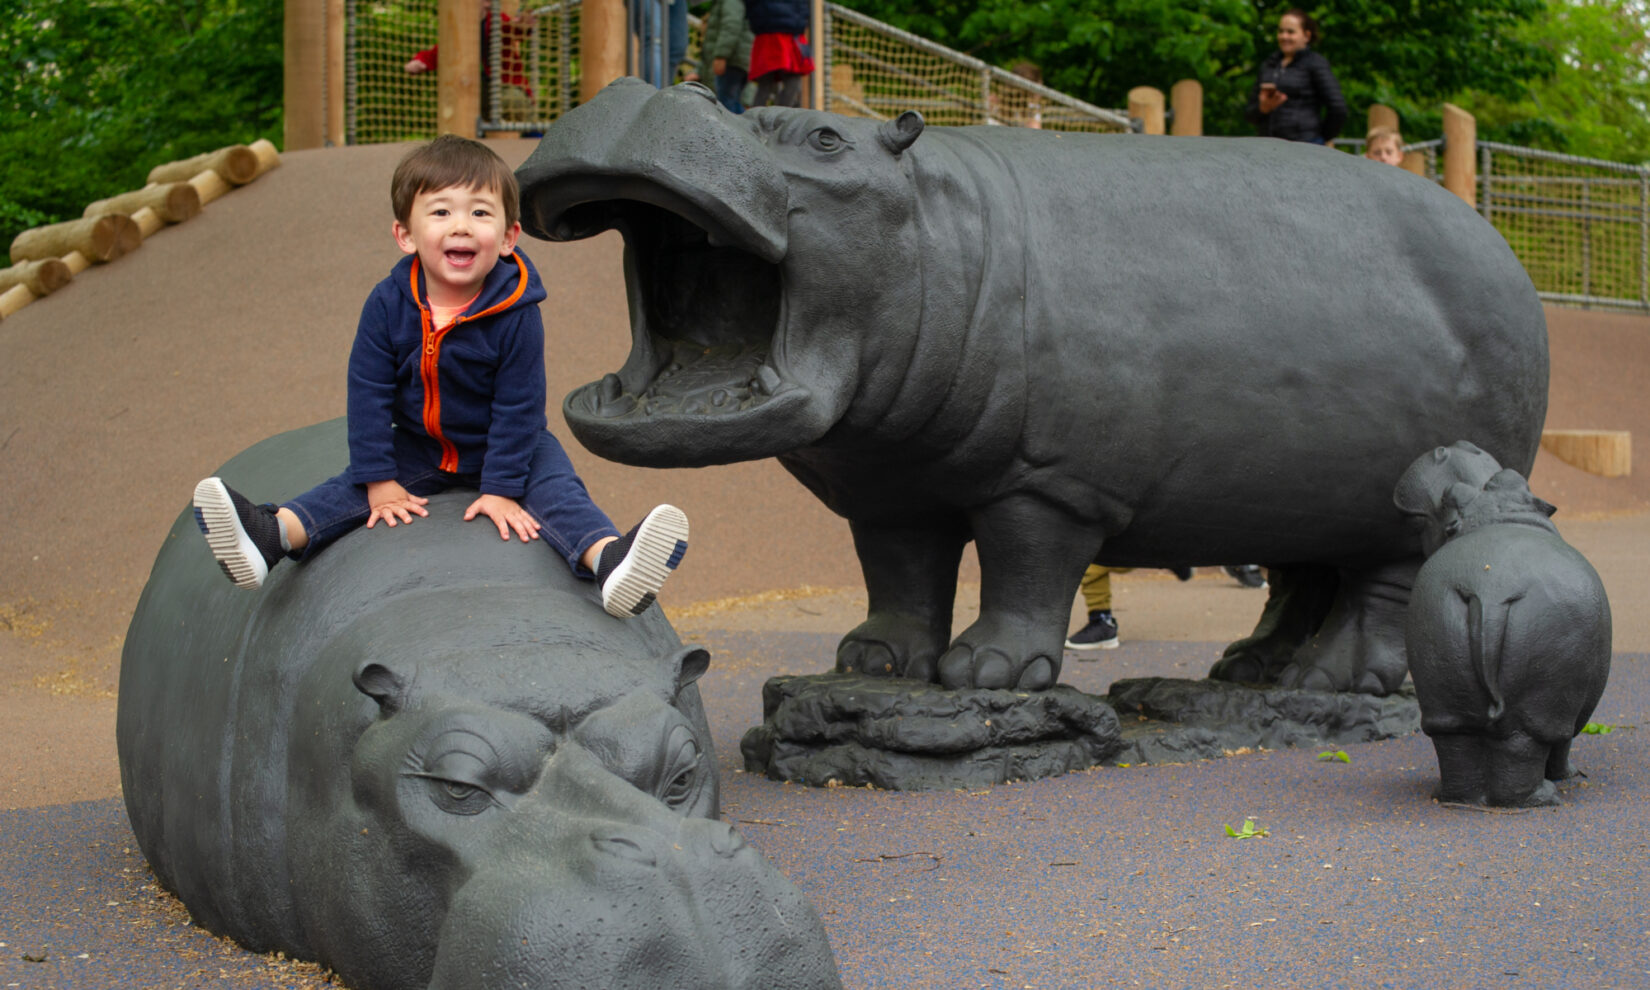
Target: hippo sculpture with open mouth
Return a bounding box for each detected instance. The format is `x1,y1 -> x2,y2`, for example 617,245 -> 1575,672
117,420 -> 841,990
516,78 -> 1548,695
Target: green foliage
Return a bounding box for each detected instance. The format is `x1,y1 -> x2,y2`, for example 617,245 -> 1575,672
0,0 -> 283,248
1316,750 -> 1351,763
1581,722 -> 1618,734
1224,816 -> 1268,839
833,0 -> 1553,138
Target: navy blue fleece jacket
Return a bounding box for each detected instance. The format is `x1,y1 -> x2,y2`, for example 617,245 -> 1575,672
345,249 -> 549,498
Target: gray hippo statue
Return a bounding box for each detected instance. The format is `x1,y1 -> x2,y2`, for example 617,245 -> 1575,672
117,420 -> 842,990
516,78 -> 1548,694
1394,441 -> 1612,807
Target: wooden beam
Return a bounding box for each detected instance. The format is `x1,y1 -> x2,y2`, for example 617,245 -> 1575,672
439,0 -> 483,137
1169,80 -> 1202,136
1441,102 -> 1476,207
1127,86 -> 1165,135
580,0 -> 627,103
1542,430 -> 1631,478
284,0 -> 326,150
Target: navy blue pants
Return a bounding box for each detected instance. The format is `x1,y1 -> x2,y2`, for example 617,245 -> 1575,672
283,429 -> 618,575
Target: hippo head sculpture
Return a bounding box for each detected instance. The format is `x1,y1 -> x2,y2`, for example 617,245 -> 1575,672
518,77 -> 929,468
117,420 -> 841,990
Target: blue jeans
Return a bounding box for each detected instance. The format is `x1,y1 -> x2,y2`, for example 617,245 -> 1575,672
715,65 -> 748,113
283,429 -> 618,575
632,0 -> 689,87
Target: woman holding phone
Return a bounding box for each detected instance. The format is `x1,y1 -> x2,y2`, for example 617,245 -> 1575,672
1246,9 -> 1346,144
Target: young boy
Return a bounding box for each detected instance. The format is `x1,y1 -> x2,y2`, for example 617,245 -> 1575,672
193,135 -> 686,619
1364,125 -> 1404,166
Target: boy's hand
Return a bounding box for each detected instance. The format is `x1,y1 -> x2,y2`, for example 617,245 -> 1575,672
464,494 -> 541,543
365,480 -> 430,529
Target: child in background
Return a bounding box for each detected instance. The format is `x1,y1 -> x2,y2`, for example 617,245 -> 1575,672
1365,125 -> 1404,166
193,136 -> 687,619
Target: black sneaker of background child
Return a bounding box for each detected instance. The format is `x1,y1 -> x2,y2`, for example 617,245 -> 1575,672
1064,609 -> 1120,652
596,504 -> 690,618
193,477 -> 285,590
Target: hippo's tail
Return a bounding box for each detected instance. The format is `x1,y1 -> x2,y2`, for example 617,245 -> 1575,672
1462,588 -> 1516,721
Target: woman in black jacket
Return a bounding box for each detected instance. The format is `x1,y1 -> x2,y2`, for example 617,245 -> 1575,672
1247,9 -> 1346,144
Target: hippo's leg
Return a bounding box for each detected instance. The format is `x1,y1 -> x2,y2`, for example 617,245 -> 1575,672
1208,564 -> 1337,684
838,519 -> 969,681
1545,737 -> 1579,781
1486,731 -> 1561,807
1274,560 -> 1419,694
937,497 -> 1098,691
1429,733 -> 1487,804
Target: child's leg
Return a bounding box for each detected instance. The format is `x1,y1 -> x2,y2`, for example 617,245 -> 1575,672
279,473 -> 379,561
520,431 -> 688,617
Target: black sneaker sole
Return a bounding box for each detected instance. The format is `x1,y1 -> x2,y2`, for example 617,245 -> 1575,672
1064,635 -> 1120,651
600,505 -> 688,618
193,477 -> 269,590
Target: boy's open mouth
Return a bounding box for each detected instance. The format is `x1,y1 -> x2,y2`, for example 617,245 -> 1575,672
445,249 -> 477,266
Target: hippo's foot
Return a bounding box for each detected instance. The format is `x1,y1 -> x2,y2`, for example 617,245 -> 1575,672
937,614 -> 1062,691
1545,738 -> 1580,781
836,613 -> 948,682
1275,561 -> 1416,695
1208,639 -> 1299,685
1208,563 -> 1337,686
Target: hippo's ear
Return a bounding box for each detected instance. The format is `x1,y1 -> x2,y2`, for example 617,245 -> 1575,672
354,662 -> 408,715
670,646 -> 711,692
878,111 -> 925,156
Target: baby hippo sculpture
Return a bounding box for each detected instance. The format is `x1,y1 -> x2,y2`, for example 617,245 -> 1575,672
117,420 -> 842,990
516,79 -> 1548,695
1394,441 -> 1612,807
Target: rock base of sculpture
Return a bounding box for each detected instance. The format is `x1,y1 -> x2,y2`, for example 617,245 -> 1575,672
740,674 -> 1122,789
741,673 -> 1422,789
1103,677 -> 1421,765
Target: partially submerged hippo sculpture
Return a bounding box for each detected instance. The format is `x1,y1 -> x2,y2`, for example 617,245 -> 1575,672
517,78 -> 1548,694
117,420 -> 841,990
1394,441 -> 1611,807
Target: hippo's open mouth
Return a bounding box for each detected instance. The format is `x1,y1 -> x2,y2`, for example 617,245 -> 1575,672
563,199 -> 793,426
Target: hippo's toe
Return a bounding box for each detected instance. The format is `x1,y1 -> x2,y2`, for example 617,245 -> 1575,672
835,614 -> 947,681
937,643 -> 1059,691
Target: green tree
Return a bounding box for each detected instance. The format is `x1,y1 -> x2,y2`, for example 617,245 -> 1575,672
834,0 -> 1555,137
1452,0 -> 1650,163
0,0 -> 282,249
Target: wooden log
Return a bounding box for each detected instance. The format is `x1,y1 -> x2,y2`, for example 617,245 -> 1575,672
60,250 -> 90,275
0,258 -> 72,296
1441,102 -> 1476,207
249,138 -> 282,178
1541,430 -> 1631,478
11,215 -> 131,264
131,207 -> 164,238
84,182 -> 201,224
148,145 -> 259,186
0,284 -> 35,320
438,0 -> 483,136
580,0 -> 627,104
1127,86 -> 1166,135
190,169 -> 232,206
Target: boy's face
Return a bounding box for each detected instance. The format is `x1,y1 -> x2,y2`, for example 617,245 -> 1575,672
393,183 -> 522,307
1365,139 -> 1403,166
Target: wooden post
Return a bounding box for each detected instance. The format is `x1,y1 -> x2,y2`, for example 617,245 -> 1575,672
190,170 -> 233,207
1169,80 -> 1202,136
327,0 -> 346,145
1441,102 -> 1476,207
1366,103 -> 1399,136
810,0 -> 825,111
580,0 -> 627,103
149,145 -> 260,186
439,0 -> 483,137
1127,86 -> 1166,135
284,0 -> 327,150
1541,430 -> 1631,478
249,139 -> 283,178
10,215 -> 138,265
0,284 -> 34,321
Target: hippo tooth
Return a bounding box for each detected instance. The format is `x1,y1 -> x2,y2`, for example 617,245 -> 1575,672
755,365 -> 782,396
711,389 -> 729,407
600,373 -> 623,401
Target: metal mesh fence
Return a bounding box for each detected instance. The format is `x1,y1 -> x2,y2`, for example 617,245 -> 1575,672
347,0 -> 440,144
821,4 -> 1130,132
1480,142 -> 1649,312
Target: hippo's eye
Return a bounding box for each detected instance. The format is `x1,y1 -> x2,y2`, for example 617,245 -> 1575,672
410,744 -> 501,816
806,127 -> 849,154
658,727 -> 703,810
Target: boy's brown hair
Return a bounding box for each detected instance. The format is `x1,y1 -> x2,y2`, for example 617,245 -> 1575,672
1365,125 -> 1403,153
391,134 -> 520,228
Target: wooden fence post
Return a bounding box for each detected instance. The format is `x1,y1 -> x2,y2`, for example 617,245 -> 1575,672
580,0 -> 628,103
439,0 -> 483,137
284,0 -> 326,150
1169,80 -> 1202,136
1442,103 -> 1476,207
1127,86 -> 1165,135
1366,103 -> 1399,135
810,0 -> 825,111
327,0 -> 346,145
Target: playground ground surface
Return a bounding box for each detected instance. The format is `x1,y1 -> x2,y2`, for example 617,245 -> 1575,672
1,142 -> 1647,988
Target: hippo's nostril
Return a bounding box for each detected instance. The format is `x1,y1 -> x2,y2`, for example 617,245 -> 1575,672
591,831 -> 657,867
708,824 -> 747,859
